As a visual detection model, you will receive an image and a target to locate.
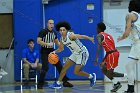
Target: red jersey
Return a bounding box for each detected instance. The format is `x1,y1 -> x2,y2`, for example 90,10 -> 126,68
100,32 -> 116,52
100,32 -> 119,70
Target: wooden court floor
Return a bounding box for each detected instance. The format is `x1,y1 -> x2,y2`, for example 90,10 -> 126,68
0,81 -> 139,93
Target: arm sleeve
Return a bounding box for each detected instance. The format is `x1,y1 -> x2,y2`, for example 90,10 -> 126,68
38,30 -> 44,38
54,31 -> 58,39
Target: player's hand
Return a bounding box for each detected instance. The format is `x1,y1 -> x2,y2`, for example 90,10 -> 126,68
117,36 -> 123,42
90,37 -> 94,43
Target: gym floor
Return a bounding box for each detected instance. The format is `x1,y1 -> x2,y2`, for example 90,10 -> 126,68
0,81 -> 139,93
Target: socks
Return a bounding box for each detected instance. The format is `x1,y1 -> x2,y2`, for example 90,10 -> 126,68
57,81 -> 61,85
88,74 -> 93,79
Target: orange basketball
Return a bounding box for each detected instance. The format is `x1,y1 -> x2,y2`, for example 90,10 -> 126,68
48,53 -> 59,64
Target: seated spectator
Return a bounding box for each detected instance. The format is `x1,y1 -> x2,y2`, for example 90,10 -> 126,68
22,39 -> 42,84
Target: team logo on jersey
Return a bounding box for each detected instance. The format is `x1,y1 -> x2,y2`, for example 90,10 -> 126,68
65,42 -> 72,46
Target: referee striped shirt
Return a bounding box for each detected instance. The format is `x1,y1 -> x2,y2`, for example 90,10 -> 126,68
38,28 -> 57,52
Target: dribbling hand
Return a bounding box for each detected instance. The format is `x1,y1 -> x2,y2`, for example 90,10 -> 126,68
90,37 -> 94,44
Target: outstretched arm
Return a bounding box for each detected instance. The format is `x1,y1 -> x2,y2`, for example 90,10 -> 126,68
69,33 -> 94,43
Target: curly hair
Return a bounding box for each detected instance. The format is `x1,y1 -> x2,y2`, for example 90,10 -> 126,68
129,0 -> 140,13
55,21 -> 71,31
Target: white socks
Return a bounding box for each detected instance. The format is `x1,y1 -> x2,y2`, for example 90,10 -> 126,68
57,81 -> 61,85
88,74 -> 93,79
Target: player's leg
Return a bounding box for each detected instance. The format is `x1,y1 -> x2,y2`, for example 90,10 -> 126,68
101,65 -> 122,92
74,51 -> 96,87
54,60 -> 73,87
58,59 -> 74,82
74,65 -> 89,77
74,64 -> 96,87
49,58 -> 74,89
124,58 -> 137,93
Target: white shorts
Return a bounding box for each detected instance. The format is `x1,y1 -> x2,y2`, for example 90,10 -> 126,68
68,49 -> 89,66
129,43 -> 140,60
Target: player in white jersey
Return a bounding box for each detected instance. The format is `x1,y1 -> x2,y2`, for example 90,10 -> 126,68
117,0 -> 140,93
49,21 -> 96,89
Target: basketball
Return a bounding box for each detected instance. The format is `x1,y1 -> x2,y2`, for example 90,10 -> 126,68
48,53 -> 59,64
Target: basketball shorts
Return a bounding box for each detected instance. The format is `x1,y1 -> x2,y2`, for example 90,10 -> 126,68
104,51 -> 119,70
68,49 -> 89,66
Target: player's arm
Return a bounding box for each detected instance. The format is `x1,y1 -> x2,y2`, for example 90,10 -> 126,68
54,38 -> 60,47
70,33 -> 94,43
54,38 -> 64,53
94,34 -> 103,65
117,13 -> 135,41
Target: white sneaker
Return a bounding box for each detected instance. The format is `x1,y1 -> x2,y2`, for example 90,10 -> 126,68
0,75 -> 2,79
0,69 -> 8,76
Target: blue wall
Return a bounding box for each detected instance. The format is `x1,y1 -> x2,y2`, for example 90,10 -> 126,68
13,0 -> 43,81
14,0 -> 104,81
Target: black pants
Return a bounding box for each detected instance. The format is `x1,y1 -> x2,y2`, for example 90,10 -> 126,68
38,48 -> 69,85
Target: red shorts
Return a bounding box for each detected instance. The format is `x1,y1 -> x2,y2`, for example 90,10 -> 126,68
104,51 -> 119,70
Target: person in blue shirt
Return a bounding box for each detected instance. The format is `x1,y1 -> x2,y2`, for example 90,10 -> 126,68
22,39 -> 42,83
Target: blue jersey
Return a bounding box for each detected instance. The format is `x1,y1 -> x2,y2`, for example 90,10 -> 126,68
22,48 -> 39,63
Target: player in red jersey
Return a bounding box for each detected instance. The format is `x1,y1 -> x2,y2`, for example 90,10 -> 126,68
94,22 -> 126,92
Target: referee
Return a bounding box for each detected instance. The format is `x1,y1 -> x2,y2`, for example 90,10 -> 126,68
37,19 -> 73,89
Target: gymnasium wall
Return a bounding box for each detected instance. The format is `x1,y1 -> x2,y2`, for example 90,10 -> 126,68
13,0 -> 104,81
13,0 -> 43,81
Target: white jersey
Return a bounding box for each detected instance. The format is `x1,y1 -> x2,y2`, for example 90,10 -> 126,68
61,32 -> 87,54
130,11 -> 140,44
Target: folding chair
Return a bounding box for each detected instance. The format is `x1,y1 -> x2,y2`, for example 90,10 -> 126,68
20,60 -> 37,84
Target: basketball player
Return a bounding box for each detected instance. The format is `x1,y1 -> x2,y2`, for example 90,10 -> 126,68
117,0 -> 140,92
94,22 -> 126,92
49,21 -> 96,89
